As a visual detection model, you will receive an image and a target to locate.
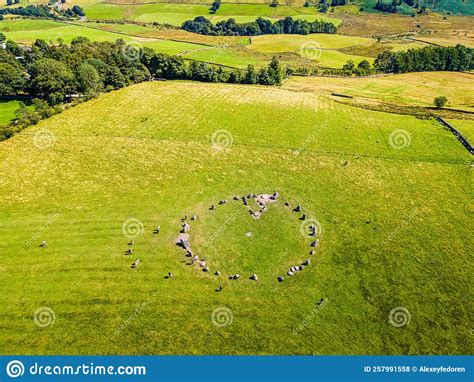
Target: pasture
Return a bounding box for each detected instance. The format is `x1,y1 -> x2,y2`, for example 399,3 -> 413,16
80,2 -> 341,26
284,72 -> 474,112
0,19 -> 377,69
0,80 -> 471,355
1,1 -> 471,71
447,119 -> 474,143
0,20 -> 208,56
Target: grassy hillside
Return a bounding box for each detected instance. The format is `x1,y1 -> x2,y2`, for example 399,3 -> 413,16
0,19 -> 381,69
284,72 -> 474,112
0,20 -> 206,55
360,0 -> 474,15
0,81 -> 471,355
447,119 -> 474,143
80,2 -> 341,26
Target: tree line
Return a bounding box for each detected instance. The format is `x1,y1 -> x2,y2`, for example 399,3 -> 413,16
374,44 -> 473,73
182,16 -> 337,36
373,0 -> 432,14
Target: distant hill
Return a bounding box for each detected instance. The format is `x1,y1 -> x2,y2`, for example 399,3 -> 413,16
424,0 -> 474,15
362,0 -> 474,15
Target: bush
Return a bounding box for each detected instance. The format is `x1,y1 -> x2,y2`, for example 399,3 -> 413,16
357,60 -> 371,70
434,96 -> 448,108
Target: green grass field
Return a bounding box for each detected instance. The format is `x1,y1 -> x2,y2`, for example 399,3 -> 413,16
0,19 -> 380,69
80,3 -> 342,26
447,119 -> 474,144
0,20 -> 208,56
83,3 -> 126,20
0,81 -> 471,355
284,72 -> 474,112
0,100 -> 30,126
247,35 -> 375,68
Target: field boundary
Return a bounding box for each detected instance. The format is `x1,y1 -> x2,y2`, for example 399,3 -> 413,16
325,96 -> 474,121
434,116 -> 474,154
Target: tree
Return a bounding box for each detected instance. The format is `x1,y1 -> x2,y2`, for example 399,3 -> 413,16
29,58 -> 75,105
76,62 -> 102,98
72,5 -> 85,16
267,56 -> 283,85
5,40 -> 23,56
270,0 -> 278,7
15,102 -> 40,127
434,96 -> 448,108
0,62 -> 26,95
244,64 -> 258,84
32,98 -> 56,119
357,60 -> 371,70
71,36 -> 90,45
342,60 -> 355,71
209,0 -> 221,14
6,0 -> 13,5
0,32 -> 6,44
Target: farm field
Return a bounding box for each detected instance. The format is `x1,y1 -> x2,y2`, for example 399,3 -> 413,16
413,33 -> 474,48
283,72 -> 474,112
0,19 -> 383,69
80,22 -> 250,46
2,1 -> 472,71
81,2 -> 341,26
0,20 -> 208,55
0,0 -> 473,359
336,12 -> 474,37
447,119 -> 474,143
0,80 -> 472,355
